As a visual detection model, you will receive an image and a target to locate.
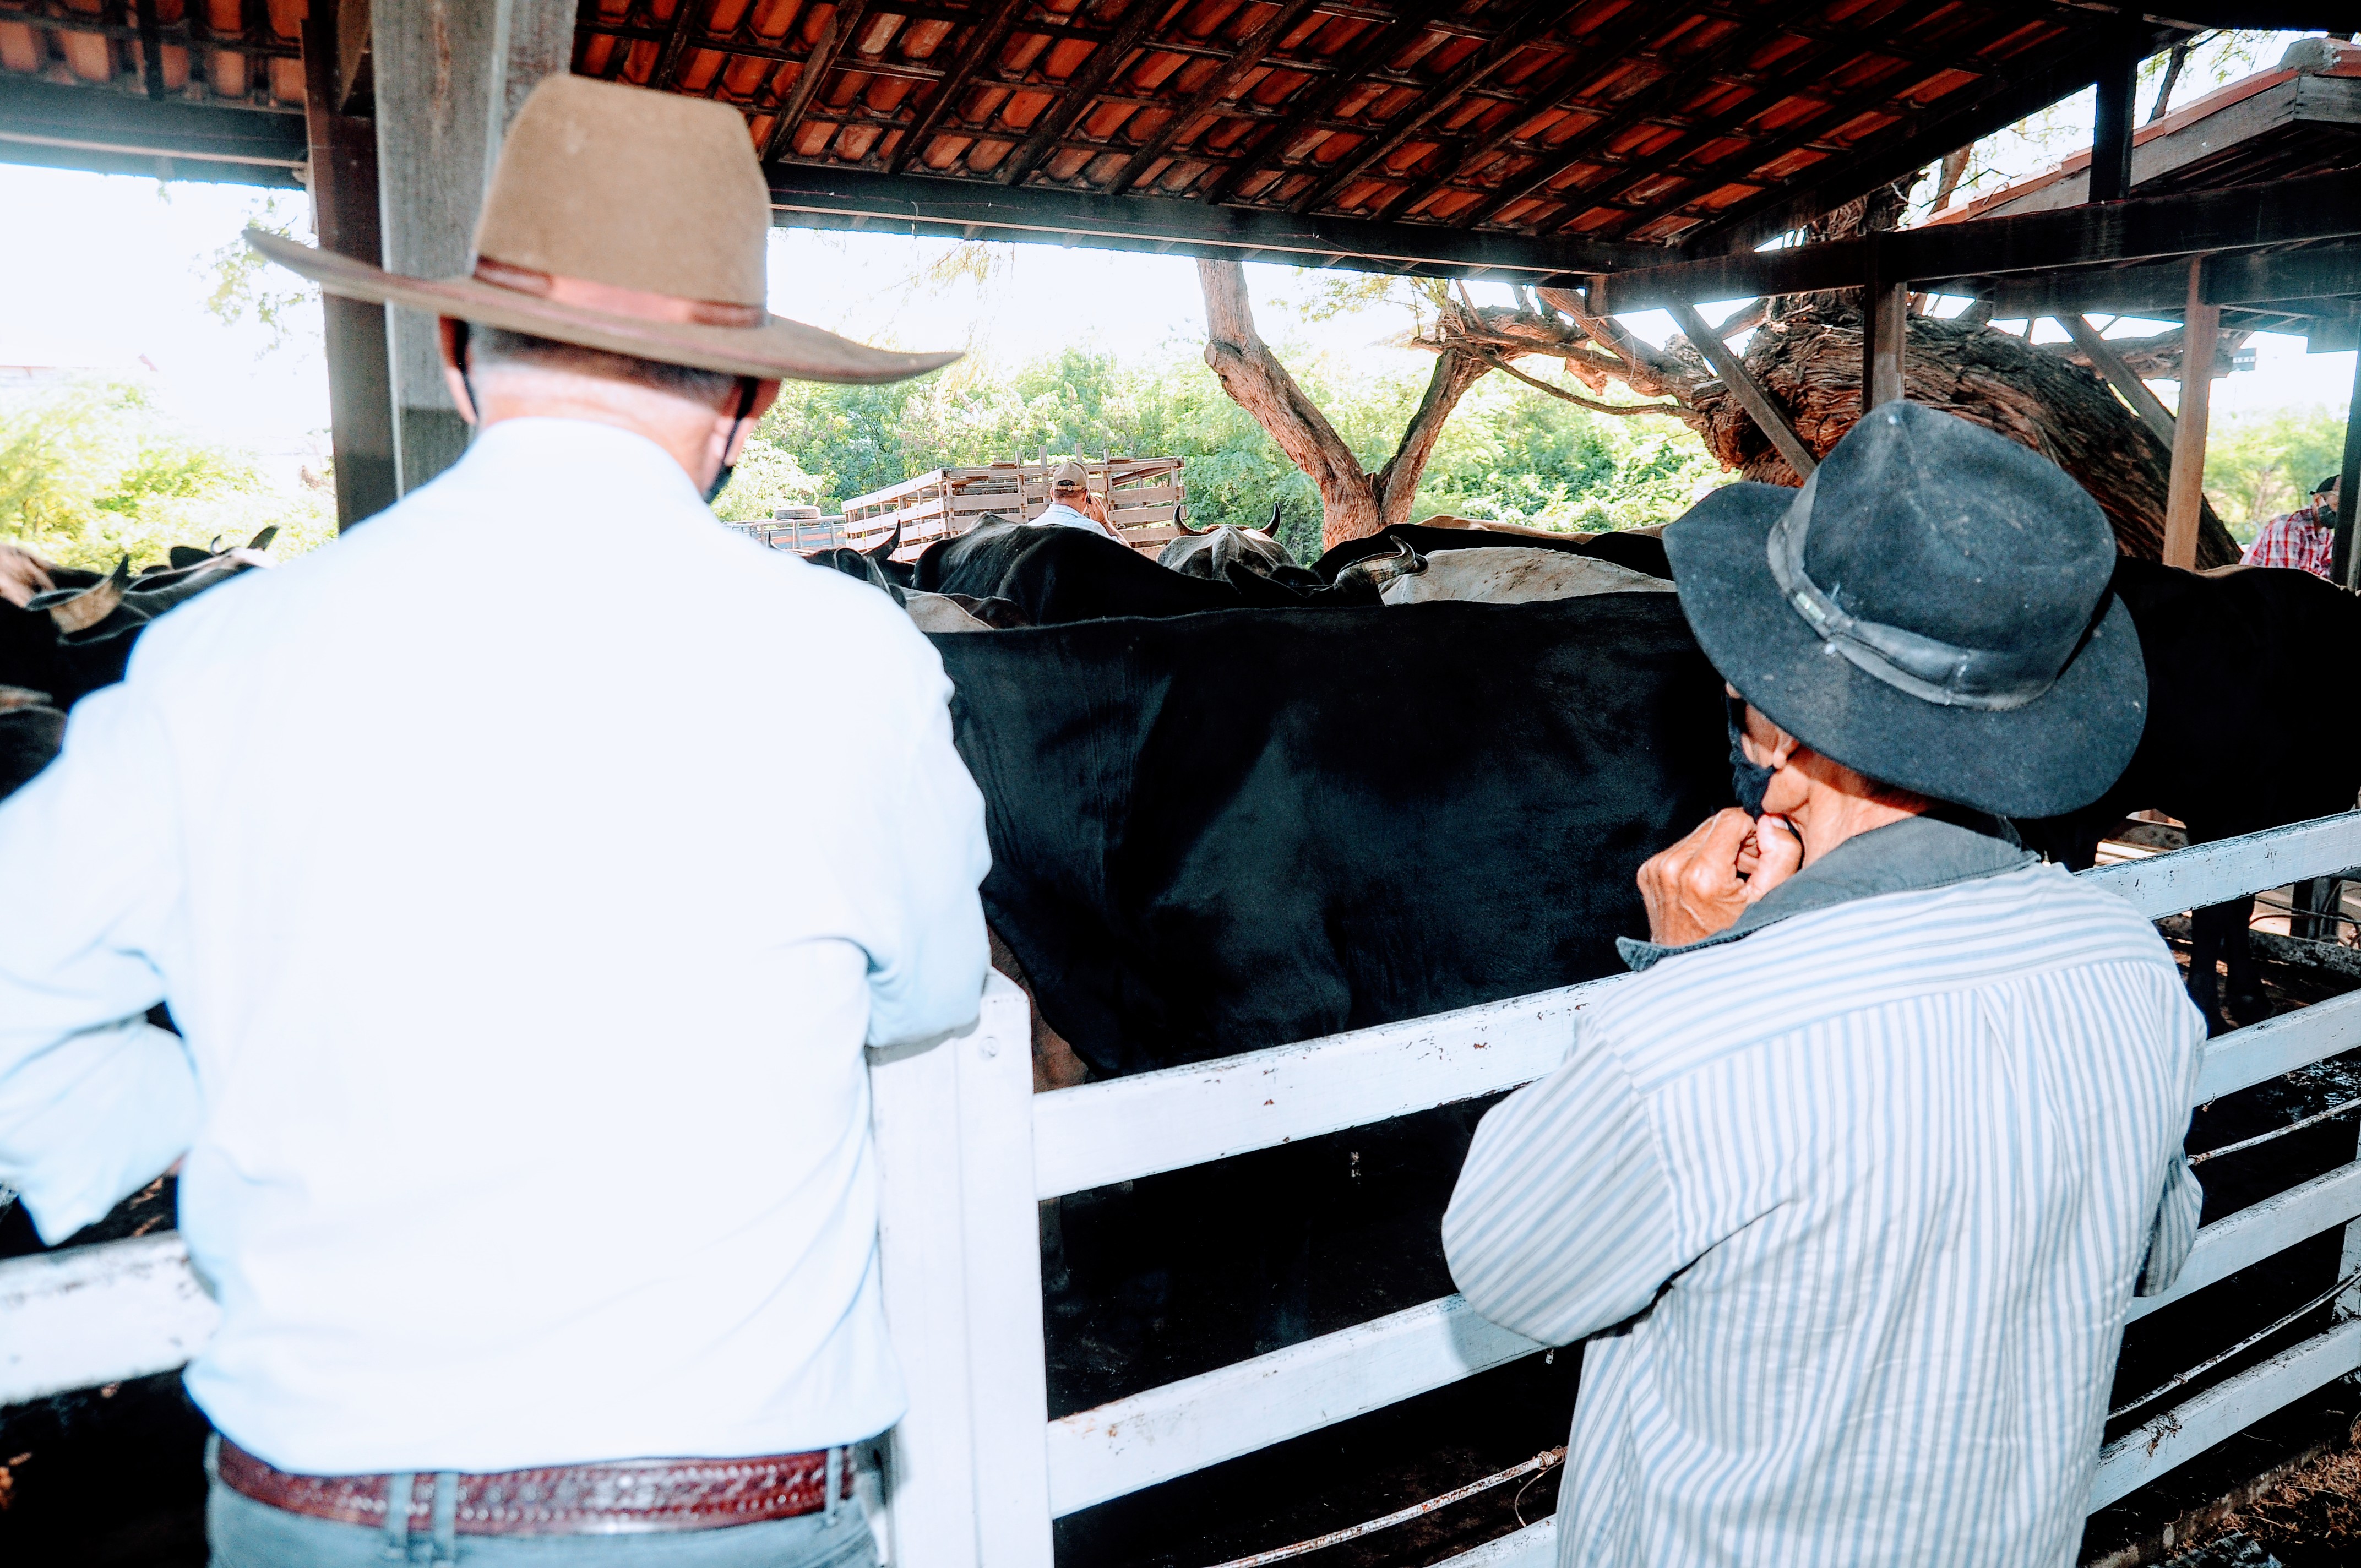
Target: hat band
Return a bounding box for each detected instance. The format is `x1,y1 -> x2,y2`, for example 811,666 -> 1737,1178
472,258 -> 766,329
1765,471 -> 2074,712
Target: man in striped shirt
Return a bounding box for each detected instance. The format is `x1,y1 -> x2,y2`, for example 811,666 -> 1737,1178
1445,405 -> 2204,1567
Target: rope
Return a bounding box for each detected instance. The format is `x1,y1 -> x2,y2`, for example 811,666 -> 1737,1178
2109,1263 -> 2361,1422
1196,1448 -> 1566,1568
2188,1097 -> 2361,1165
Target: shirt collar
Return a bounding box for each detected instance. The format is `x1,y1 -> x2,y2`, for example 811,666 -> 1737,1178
455,417 -> 705,505
1617,809 -> 2037,973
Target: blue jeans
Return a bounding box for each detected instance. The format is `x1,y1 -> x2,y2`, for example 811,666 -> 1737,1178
205,1439 -> 880,1568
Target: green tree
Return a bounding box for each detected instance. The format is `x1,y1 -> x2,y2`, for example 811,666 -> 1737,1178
0,379 -> 333,570
2204,404 -> 2351,539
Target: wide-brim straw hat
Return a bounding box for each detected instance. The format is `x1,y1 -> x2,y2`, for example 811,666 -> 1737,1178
249,75 -> 958,385
1662,402 -> 2146,821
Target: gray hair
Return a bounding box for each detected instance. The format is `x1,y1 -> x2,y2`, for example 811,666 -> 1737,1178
467,326 -> 741,407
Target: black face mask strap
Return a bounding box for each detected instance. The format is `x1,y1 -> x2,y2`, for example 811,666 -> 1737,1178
452,320 -> 481,426
703,375 -> 760,507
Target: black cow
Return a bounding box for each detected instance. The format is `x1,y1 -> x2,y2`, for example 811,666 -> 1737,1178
1314,523 -> 1672,584
937,594 -> 1728,1072
916,521 -> 1379,624
2020,559 -> 2361,1031
939,592 -> 1724,1355
2,530 -> 276,709
0,686 -> 65,801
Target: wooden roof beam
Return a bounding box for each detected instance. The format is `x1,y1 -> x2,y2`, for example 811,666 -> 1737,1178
1198,0 -> 1460,207
1101,0 -> 1325,198
885,0 -> 1029,176
768,162 -> 1660,275
1591,168 -> 2361,312
997,0 -> 1181,188
1675,21 -> 2192,255
1377,2 -> 1690,224
762,0 -> 874,162
1446,0 -> 1832,233
1286,6 -> 1572,216
1971,238 -> 2361,318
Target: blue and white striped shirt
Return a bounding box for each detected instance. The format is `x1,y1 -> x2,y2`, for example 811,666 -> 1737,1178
1443,823 -> 2204,1567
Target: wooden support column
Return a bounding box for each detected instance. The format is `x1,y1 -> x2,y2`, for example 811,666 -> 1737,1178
1667,301 -> 1817,478
371,0 -> 574,497
1862,237 -> 1908,410
2162,256 -> 2218,570
2335,347 -> 2361,590
2089,39 -> 2138,204
301,2 -> 397,529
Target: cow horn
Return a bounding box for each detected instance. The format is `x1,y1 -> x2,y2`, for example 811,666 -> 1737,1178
209,534 -> 224,553
41,557 -> 130,634
1175,513 -> 1210,535
247,525 -> 279,552
1261,502 -> 1283,537
866,521 -> 902,560
1389,537 -> 1429,574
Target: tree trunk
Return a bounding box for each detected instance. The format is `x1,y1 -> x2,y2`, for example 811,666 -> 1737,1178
1199,259 -> 1486,549
1682,304 -> 2240,567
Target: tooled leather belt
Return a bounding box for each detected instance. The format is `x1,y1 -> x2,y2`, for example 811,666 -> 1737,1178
216,1438 -> 856,1536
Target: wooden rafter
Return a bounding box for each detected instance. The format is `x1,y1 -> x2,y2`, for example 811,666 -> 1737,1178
651,0 -> 710,94
1197,0 -> 1462,206
885,0 -> 1030,176
1678,19 -> 2188,253
997,0 -> 1181,188
762,0 -> 874,164
1377,2 -> 1685,222
1285,6 -> 1570,215
1101,0 -> 1326,198
1450,0 -> 1831,232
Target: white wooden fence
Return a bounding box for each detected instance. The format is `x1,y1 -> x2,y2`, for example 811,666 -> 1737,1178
8,812 -> 2361,1567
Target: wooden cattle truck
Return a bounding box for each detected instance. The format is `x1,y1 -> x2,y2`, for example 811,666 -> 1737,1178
838,458 -> 1187,561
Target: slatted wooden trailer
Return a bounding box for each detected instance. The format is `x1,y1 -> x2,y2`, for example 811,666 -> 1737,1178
12,813 -> 2361,1565
836,459 -> 1188,562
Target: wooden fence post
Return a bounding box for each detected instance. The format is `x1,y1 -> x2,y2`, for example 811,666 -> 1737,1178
868,972 -> 1052,1568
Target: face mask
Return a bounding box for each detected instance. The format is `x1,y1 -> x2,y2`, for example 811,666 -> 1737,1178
1728,695 -> 1776,816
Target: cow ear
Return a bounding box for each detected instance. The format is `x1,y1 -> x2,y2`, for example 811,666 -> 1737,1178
1261,502 -> 1283,537
32,556 -> 132,634
247,526 -> 279,553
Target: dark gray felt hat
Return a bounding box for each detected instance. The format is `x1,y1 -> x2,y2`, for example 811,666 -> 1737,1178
1661,402 -> 2146,820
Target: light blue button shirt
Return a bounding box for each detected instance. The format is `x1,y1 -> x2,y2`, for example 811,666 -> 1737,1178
0,417 -> 992,1473
1445,854 -> 2204,1568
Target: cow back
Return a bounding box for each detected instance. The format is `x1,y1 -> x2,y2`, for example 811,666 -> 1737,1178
1314,524 -> 1671,583
934,596 -> 1729,1077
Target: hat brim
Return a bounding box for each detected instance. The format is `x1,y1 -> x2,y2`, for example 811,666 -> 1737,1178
248,231 -> 960,385
1663,482 -> 2147,820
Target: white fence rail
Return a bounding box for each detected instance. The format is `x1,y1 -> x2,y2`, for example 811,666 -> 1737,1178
9,812 -> 2361,1567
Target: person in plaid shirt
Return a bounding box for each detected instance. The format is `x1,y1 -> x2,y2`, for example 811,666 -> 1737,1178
2242,475 -> 2342,578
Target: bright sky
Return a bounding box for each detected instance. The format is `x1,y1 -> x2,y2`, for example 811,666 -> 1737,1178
1,21 -> 2350,464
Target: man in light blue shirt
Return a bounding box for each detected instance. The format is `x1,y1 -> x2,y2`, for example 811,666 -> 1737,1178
0,77 -> 987,1567
1447,406 -> 2204,1567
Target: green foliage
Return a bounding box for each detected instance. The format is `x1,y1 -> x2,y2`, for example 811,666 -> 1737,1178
711,439 -> 824,521
750,339 -> 1718,562
0,378 -> 334,570
2204,404 -> 2351,538
198,192 -> 320,359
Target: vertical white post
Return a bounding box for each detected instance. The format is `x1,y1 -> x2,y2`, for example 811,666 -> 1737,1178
868,971 -> 1052,1568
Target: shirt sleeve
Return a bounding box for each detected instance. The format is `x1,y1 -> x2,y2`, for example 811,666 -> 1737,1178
1443,1023 -> 1680,1346
2136,1155 -> 2203,1298
0,681 -> 199,1243
862,656 -> 993,1048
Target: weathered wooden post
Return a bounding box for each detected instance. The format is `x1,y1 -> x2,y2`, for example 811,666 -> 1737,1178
2161,256 -> 2218,571
371,0 -> 573,497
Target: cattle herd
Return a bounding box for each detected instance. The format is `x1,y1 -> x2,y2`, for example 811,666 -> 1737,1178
4,504 -> 2359,1368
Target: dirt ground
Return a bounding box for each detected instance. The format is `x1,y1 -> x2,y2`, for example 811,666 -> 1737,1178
2180,1438 -> 2361,1566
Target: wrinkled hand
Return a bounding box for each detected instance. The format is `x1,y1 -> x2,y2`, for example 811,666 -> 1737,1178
0,543 -> 56,608
1637,809 -> 1804,946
